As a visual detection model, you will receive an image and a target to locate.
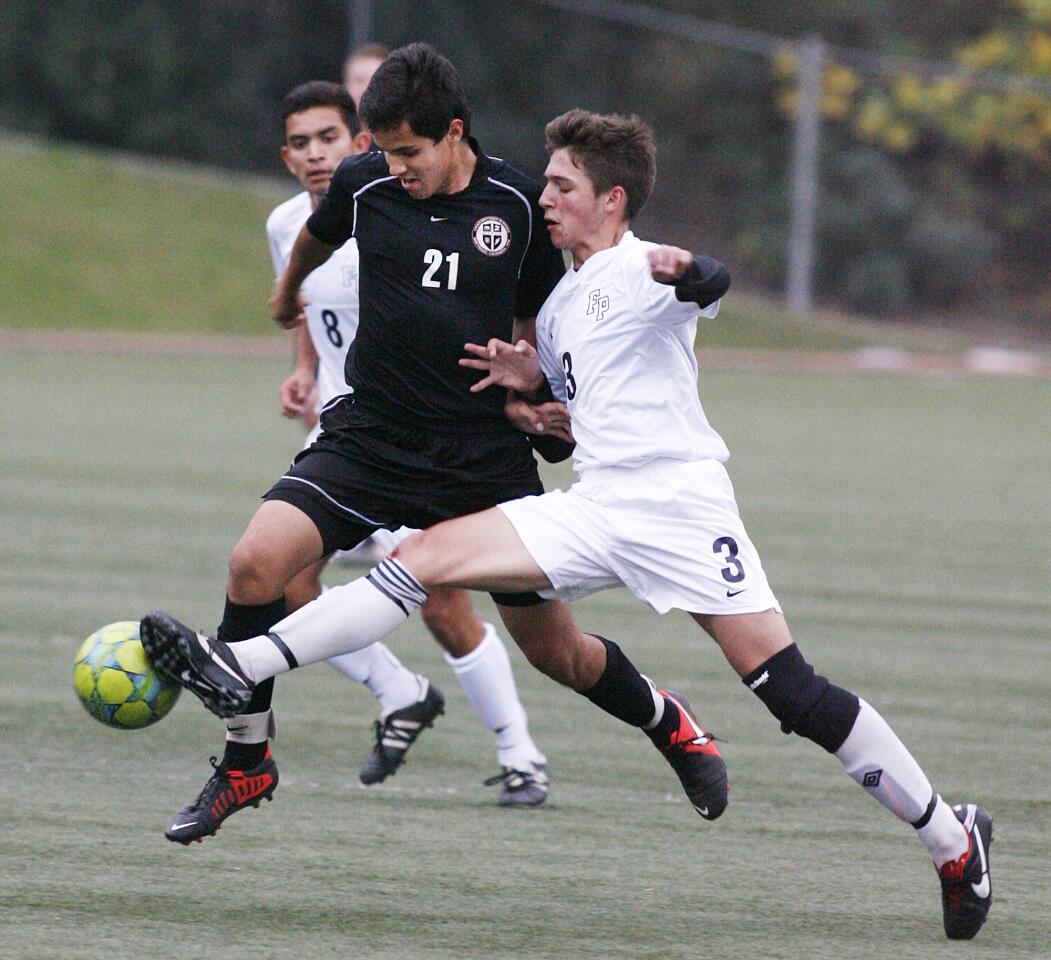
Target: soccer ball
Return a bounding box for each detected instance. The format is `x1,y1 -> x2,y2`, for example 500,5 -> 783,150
73,621 -> 180,729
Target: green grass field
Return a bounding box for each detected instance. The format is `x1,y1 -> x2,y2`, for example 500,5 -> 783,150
1,347 -> 1048,959
4,133 -> 1022,356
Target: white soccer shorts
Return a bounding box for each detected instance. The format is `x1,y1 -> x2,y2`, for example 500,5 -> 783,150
498,458 -> 780,616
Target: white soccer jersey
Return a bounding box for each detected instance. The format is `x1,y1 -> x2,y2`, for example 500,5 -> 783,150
535,231 -> 729,474
267,192 -> 359,409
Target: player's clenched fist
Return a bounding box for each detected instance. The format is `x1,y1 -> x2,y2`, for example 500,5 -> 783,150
647,244 -> 694,283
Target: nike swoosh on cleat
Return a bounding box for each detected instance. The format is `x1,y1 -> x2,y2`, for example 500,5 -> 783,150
694,805 -> 709,816
169,822 -> 199,831
971,831 -> 990,899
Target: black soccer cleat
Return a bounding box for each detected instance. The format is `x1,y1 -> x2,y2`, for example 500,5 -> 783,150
164,749 -> 278,845
654,690 -> 728,821
358,680 -> 445,784
484,762 -> 549,807
140,611 -> 253,719
938,803 -> 993,940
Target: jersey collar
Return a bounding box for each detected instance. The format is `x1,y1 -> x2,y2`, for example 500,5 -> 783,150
466,135 -> 489,187
572,230 -> 636,276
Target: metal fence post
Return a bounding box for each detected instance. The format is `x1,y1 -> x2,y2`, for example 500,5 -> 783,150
787,34 -> 824,314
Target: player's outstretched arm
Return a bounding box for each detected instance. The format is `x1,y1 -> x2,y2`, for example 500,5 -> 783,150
270,224 -> 336,329
504,396 -> 575,446
460,338 -> 546,395
648,244 -> 730,308
463,322 -> 576,458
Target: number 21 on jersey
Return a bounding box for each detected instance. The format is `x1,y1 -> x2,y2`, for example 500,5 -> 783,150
422,249 -> 459,290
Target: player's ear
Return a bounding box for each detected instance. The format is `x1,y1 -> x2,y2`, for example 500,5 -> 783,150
606,185 -> 627,218
446,118 -> 464,143
280,144 -> 296,176
353,130 -> 373,154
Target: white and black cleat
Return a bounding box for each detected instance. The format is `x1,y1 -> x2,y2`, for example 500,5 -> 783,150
484,762 -> 549,807
140,611 -> 253,719
359,680 -> 445,784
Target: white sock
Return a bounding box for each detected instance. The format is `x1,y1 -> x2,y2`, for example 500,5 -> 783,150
225,709 -> 275,743
231,560 -> 427,684
445,622 -> 544,770
917,795 -> 971,868
836,699 -> 968,864
327,646 -> 424,717
319,585 -> 424,715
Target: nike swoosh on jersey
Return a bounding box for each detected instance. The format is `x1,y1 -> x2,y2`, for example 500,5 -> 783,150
726,588 -> 747,598
430,216 -> 448,222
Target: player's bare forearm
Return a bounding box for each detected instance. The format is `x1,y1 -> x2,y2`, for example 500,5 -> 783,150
292,321 -> 319,373
460,338 -> 545,395
270,225 -> 336,329
278,325 -> 318,419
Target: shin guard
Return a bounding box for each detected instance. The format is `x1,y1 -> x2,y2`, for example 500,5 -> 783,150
742,643 -> 859,753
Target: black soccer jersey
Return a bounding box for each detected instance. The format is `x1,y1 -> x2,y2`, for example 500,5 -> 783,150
306,139 -> 565,430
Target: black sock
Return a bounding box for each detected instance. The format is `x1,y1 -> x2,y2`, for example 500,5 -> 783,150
646,697 -> 680,748
580,636 -> 661,729
219,596 -> 286,769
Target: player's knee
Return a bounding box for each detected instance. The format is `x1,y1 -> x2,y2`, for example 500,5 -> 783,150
228,542 -> 285,604
742,643 -> 860,753
391,529 -> 445,587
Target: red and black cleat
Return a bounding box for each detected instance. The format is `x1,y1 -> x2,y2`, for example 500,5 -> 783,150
654,690 -> 728,821
164,749 -> 278,844
938,803 -> 993,940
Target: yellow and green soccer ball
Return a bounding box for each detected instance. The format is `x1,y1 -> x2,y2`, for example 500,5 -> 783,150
74,621 -> 180,729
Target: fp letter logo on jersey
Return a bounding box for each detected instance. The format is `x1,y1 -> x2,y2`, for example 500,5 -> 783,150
587,289 -> 610,322
471,216 -> 511,256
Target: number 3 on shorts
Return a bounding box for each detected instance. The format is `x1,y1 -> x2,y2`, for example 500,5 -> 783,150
712,536 -> 745,583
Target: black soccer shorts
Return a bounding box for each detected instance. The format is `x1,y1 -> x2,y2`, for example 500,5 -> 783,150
264,395 -> 546,607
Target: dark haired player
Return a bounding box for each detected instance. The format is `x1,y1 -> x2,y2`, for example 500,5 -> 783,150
265,80 -> 550,814
145,47 -> 727,838
146,106 -> 992,941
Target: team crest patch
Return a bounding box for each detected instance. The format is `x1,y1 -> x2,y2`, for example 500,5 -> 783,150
471,216 -> 511,256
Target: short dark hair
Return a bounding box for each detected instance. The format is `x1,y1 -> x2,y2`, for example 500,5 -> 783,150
359,42 -> 471,141
544,109 -> 656,219
281,81 -> 361,139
